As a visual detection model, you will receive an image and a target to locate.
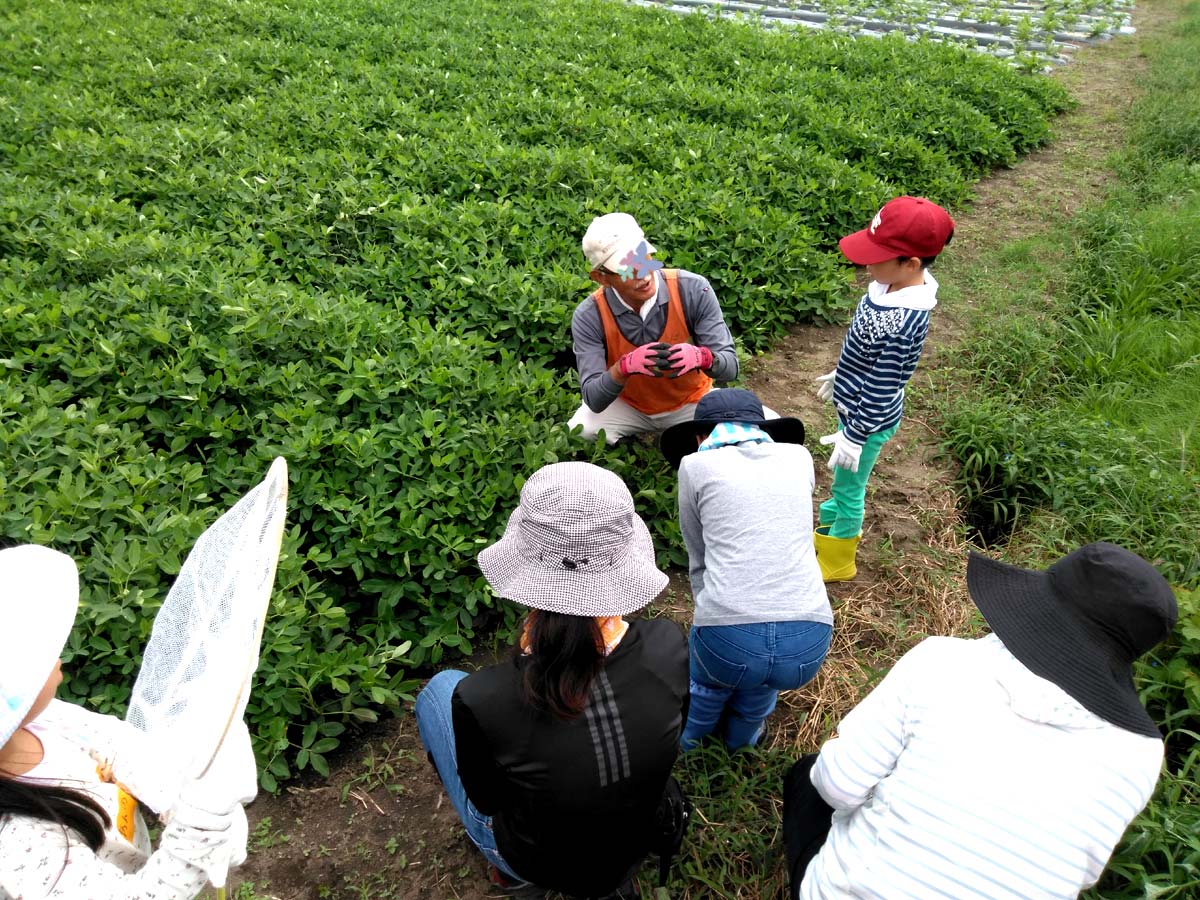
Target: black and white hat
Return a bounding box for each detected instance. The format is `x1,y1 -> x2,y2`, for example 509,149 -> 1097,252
478,462 -> 668,617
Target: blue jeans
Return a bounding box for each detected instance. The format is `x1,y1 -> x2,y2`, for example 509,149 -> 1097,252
681,621 -> 833,751
414,670 -> 525,883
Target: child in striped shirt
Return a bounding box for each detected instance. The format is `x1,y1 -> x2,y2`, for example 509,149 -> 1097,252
813,196 -> 955,581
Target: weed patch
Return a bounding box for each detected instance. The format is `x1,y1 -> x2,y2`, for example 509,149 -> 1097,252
940,2 -> 1200,893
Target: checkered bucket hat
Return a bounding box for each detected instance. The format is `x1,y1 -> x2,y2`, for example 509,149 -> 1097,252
478,462 -> 668,617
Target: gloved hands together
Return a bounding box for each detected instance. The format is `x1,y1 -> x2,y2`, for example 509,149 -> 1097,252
616,342 -> 713,379
91,722 -> 184,817
618,342 -> 672,378
819,430 -> 863,473
663,343 -> 713,378
814,370 -> 837,403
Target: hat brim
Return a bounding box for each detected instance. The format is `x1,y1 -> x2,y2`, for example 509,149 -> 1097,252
659,417 -> 805,469
597,239 -> 657,275
478,509 -> 667,617
838,229 -> 902,266
965,552 -> 1160,738
1,545 -> 79,746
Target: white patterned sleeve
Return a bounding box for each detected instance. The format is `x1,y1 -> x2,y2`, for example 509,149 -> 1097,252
809,640 -> 926,810
0,816 -> 211,900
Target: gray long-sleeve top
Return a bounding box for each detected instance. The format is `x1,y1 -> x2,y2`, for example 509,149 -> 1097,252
570,270 -> 738,413
678,441 -> 832,628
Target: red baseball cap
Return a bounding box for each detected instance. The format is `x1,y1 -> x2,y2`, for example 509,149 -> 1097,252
839,196 -> 955,265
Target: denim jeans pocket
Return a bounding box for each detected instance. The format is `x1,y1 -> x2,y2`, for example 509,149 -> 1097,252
691,627 -> 750,690
767,623 -> 832,691
791,623 -> 833,661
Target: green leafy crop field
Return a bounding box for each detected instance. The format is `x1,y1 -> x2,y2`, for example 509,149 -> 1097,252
1,0 -> 1066,781
636,0 -> 1137,70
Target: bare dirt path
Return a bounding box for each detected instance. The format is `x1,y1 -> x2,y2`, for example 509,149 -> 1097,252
234,6 -> 1167,897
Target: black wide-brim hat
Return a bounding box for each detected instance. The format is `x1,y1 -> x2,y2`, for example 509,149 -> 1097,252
966,542 -> 1178,738
659,388 -> 805,469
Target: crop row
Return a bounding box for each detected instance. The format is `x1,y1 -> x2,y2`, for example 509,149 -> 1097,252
635,0 -> 1135,69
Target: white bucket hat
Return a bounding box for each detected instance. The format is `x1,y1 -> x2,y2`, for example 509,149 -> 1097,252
581,212 -> 657,273
478,462 -> 668,617
0,544 -> 80,747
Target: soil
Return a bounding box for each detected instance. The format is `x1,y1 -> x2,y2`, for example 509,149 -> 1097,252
232,7 -> 1165,898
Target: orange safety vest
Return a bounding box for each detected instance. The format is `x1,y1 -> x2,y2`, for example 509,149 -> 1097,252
593,269 -> 713,415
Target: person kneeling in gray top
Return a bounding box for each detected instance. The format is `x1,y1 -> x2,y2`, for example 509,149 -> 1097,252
661,389 -> 832,751
569,212 -> 743,443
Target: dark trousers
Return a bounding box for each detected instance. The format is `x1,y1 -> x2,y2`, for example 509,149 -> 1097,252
783,754 -> 836,899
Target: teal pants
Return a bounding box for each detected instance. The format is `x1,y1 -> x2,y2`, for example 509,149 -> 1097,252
818,423 -> 899,539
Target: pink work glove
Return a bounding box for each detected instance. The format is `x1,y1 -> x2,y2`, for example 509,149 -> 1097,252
663,343 -> 713,378
619,342 -> 672,377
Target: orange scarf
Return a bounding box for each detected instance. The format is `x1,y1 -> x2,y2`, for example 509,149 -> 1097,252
520,614 -> 629,656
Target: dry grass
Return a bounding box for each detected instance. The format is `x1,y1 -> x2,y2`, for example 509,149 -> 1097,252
778,483 -> 975,753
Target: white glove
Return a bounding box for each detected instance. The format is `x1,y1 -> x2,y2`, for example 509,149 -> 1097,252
814,369 -> 837,403
91,722 -> 186,816
162,782 -> 249,889
819,431 -> 862,473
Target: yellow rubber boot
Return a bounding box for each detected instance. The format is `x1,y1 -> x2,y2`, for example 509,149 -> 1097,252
814,528 -> 861,582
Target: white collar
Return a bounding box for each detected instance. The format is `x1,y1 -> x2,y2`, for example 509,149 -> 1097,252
610,271 -> 662,321
981,634 -> 1106,729
867,270 -> 939,311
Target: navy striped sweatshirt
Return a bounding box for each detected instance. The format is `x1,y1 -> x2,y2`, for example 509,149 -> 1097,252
833,272 -> 939,445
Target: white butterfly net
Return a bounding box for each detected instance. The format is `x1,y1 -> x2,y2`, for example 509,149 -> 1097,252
127,457 -> 288,793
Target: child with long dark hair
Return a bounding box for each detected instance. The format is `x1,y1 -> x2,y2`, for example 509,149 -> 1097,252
415,462 -> 689,898
0,544 -> 248,898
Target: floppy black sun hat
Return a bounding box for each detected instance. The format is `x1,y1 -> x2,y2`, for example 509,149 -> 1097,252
659,389 -> 805,469
966,542 -> 1178,738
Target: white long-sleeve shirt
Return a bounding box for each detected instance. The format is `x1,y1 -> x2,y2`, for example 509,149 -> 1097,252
803,635 -> 1162,900
1,701 -> 214,900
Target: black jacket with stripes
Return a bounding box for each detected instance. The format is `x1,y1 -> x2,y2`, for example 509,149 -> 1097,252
452,618 -> 689,895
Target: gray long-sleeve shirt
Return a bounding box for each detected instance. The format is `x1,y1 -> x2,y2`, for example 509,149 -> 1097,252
678,442 -> 832,628
571,270 -> 738,413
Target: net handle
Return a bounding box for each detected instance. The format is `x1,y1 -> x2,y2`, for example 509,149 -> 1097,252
197,457 -> 288,778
